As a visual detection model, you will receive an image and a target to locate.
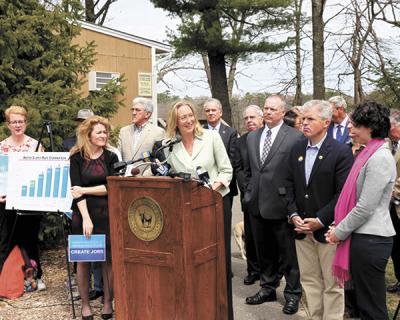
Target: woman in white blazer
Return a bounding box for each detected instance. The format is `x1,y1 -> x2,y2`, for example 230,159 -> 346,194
326,101 -> 396,320
165,100 -> 234,320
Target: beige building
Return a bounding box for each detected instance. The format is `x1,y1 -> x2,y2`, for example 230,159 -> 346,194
74,21 -> 170,127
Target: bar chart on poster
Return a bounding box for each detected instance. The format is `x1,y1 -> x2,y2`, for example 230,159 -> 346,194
6,152 -> 73,212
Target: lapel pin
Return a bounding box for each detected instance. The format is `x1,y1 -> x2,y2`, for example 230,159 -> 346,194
298,156 -> 304,162
319,155 -> 323,160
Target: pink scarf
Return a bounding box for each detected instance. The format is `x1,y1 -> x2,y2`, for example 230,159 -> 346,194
332,138 -> 385,287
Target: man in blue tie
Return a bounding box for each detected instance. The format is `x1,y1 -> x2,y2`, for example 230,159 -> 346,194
327,96 -> 350,144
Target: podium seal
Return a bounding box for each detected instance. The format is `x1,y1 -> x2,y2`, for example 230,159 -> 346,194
128,196 -> 164,241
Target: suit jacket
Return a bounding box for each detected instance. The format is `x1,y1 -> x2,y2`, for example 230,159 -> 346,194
234,132 -> 250,194
243,123 -> 303,219
388,139 -> 400,199
327,121 -> 350,144
203,122 -> 239,196
167,130 -> 233,197
335,142 -> 396,240
288,136 -> 354,242
118,123 -> 165,162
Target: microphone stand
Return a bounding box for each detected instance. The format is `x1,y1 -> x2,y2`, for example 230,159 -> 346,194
36,120 -> 55,152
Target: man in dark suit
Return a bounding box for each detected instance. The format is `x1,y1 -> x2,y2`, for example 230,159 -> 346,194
327,96 -> 350,144
233,105 -> 263,286
243,94 -> 303,315
288,100 -> 353,319
203,98 -> 238,207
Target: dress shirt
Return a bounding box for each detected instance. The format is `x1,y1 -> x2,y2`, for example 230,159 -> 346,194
259,121 -> 284,160
208,122 -> 221,132
305,134 -> 327,184
333,115 -> 349,140
132,121 -> 148,151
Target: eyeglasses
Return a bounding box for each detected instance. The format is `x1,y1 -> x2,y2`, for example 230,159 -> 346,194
8,120 -> 26,126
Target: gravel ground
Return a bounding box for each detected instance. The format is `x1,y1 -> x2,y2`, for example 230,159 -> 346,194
0,248 -> 98,320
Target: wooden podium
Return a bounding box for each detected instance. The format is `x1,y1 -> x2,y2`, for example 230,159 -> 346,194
107,176 -> 228,320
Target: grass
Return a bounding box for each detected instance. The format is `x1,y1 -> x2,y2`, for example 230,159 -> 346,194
387,259 -> 400,319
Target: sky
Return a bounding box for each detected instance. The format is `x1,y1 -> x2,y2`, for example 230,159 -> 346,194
103,0 -> 400,99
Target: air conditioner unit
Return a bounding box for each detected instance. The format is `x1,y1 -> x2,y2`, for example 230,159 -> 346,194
88,71 -> 120,91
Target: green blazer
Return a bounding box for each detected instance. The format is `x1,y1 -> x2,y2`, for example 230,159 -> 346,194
167,130 -> 233,197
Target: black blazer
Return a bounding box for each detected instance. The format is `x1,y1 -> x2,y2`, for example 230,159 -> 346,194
288,136 -> 354,242
232,132 -> 251,210
203,122 -> 239,196
243,123 -> 303,219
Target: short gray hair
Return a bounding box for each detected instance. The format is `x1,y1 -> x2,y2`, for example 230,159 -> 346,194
303,100 -> 332,121
132,97 -> 153,113
243,105 -> 263,118
203,98 -> 222,111
265,94 -> 287,111
328,96 -> 347,111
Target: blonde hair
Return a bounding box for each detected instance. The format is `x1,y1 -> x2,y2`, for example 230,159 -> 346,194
70,115 -> 110,159
166,100 -> 204,139
5,106 -> 27,122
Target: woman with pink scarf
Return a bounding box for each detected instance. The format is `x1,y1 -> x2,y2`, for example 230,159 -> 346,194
326,101 -> 396,320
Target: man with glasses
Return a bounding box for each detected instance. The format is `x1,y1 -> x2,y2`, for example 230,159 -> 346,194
243,95 -> 302,315
118,97 -> 164,173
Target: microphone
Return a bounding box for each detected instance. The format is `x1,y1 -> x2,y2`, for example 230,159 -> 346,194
196,166 -> 212,188
156,134 -> 182,154
130,167 -> 141,176
151,162 -> 171,176
113,151 -> 153,174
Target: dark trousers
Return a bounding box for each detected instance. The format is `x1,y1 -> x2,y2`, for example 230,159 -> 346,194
0,204 -> 42,278
350,233 -> 393,320
222,195 -> 233,320
390,203 -> 400,281
243,211 -> 259,276
250,214 -> 302,301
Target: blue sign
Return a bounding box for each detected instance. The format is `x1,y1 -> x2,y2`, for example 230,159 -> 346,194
68,235 -> 106,262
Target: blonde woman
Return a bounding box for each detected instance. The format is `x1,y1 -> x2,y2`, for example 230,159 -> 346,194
165,100 -> 234,319
70,116 -> 118,320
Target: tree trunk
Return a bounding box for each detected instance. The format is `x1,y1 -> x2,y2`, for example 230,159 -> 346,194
208,51 -> 232,125
294,0 -> 303,105
311,0 -> 325,99
85,0 -> 95,23
202,2 -> 232,125
227,55 -> 238,101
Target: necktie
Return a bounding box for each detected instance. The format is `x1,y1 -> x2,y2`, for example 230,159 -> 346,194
261,130 -> 272,164
336,125 -> 343,142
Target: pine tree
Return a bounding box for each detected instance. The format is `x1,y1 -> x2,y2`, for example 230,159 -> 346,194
150,0 -> 294,124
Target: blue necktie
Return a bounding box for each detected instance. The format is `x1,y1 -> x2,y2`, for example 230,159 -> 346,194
336,125 -> 343,142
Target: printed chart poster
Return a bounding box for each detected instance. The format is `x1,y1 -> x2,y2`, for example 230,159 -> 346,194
68,235 -> 106,262
6,152 -> 72,212
0,155 -> 7,195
